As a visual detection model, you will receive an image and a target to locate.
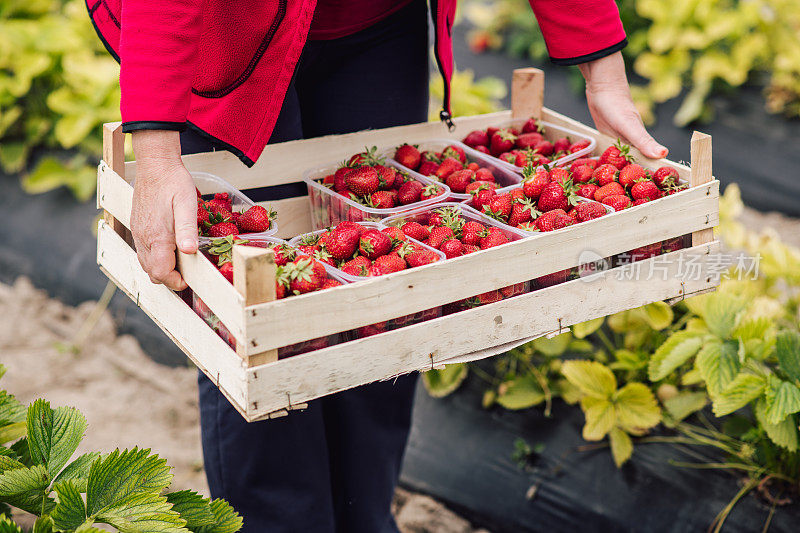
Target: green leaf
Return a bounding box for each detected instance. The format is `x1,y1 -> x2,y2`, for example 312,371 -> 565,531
165,491 -> 216,530
561,361 -> 616,399
0,455 -> 25,474
567,339 -> 594,353
554,379 -> 581,405
94,492 -> 188,532
664,392 -> 708,424
27,400 -> 87,479
0,424 -> 26,446
496,375 -> 545,410
85,448 -> 173,517
755,398 -> 798,451
194,499 -> 243,533
572,318 -> 604,339
697,340 -> 740,394
710,374 -> 764,417
764,379 -> 800,425
51,481 -> 87,531
776,331 -> 800,383
732,317 -> 773,342
647,331 -> 704,381
608,427 -> 633,467
0,464 -> 54,515
642,302 -> 674,330
614,383 -> 661,433
532,332 -> 572,356
32,516 -> 54,533
0,516 -> 24,533
610,350 -> 647,372
53,452 -> 100,492
422,364 -> 467,398
0,390 -> 26,429
701,292 -> 746,339
580,396 -> 615,441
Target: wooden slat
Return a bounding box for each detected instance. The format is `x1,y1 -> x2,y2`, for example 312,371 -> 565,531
233,245 -> 278,366
101,122 -> 130,242
243,182 -> 719,352
97,163 -> 133,228
511,68 -> 545,120
244,242 -> 721,418
267,196 -> 313,239
96,221 -> 250,415
690,131 -> 714,247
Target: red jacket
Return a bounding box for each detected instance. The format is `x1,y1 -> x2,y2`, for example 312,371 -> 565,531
87,0 -> 626,166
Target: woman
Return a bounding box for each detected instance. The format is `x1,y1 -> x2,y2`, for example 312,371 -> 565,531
88,1 -> 668,531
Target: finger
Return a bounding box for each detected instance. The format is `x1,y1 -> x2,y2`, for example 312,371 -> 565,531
617,112 -> 668,159
173,193 -> 199,254
148,242 -> 187,291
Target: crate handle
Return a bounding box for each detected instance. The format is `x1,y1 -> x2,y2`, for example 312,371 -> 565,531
690,131 -> 714,247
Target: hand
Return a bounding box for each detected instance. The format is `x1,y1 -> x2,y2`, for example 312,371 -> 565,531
578,52 -> 668,160
130,130 -> 198,291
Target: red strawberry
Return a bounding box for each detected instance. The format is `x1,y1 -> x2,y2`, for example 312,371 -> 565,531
333,166 -> 351,192
442,145 -> 467,163
599,140 -> 632,169
593,182 -> 625,203
516,132 -> 544,149
206,196 -> 232,215
479,227 -> 508,249
473,145 -> 491,155
271,244 -> 296,266
490,130 -> 517,156
536,268 -> 570,287
516,221 -> 538,232
521,118 -> 542,134
461,220 -> 487,245
321,278 -> 342,290
417,160 -> 439,176
382,226 -> 407,245
500,152 -> 517,165
434,157 -> 463,179
535,209 -> 567,232
395,144 -> 421,170
401,221 -> 429,241
473,168 -> 494,182
326,224 -> 361,260
287,258 -> 327,294
592,164 -> 619,186
421,183 -> 443,200
397,180 -> 423,205
465,180 -> 496,196
571,164 -> 595,184
345,167 -> 380,195
469,186 -> 496,212
553,137 -> 570,153
483,193 -> 513,222
341,255 -> 371,272
359,229 -> 392,259
554,214 -> 575,229
208,222 -> 239,237
630,179 -> 662,201
574,202 -> 607,222
237,205 -> 274,233
570,158 -> 598,173
534,140 -> 554,156
602,194 -> 632,211
510,189 -> 526,202
549,167 -> 570,184
374,254 -> 407,274
630,243 -> 662,261
631,198 -> 650,206
463,130 -> 490,148
568,139 -> 591,153
462,244 -> 481,254
441,239 -> 463,258
508,199 -> 539,226
347,146 -> 382,166
446,169 -> 475,193
375,165 -> 399,189
537,181 -> 573,212
653,166 -> 680,189
369,190 -> 396,209
575,183 -> 599,200
218,262 -> 234,283
618,163 -> 647,189
428,226 -> 455,249
406,249 -> 439,267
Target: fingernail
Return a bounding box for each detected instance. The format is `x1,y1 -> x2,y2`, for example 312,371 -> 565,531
181,239 -> 197,251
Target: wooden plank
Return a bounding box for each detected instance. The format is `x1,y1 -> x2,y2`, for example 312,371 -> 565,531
101,122 -> 130,243
244,242 -> 721,417
690,131 -> 714,247
96,221 -> 250,415
233,245 -> 278,366
267,196 -> 312,239
244,183 -> 719,352
97,163 -> 133,229
511,68 -> 545,120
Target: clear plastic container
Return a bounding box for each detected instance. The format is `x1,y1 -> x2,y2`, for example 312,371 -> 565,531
191,171 -> 278,244
192,236 -> 348,359
289,221 -> 446,338
383,203 -> 531,315
386,139 -> 523,202
467,120 -> 596,173
303,163 -> 450,230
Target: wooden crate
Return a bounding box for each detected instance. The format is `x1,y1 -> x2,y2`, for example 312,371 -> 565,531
96,69 -> 720,421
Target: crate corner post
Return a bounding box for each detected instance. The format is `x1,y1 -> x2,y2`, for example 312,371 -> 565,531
690,131 -> 714,247
233,244 -> 279,367
511,68 -> 545,120
101,121 -> 129,241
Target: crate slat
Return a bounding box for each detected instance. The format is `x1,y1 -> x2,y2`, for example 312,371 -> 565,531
233,245 -> 278,366
96,221 -> 250,416
690,131 -> 715,247
243,241 -> 721,419
242,182 -> 718,352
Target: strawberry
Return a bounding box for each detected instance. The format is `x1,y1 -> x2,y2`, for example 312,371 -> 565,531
483,193 -> 513,222
500,152 -> 518,165
382,226 -> 407,246
535,210 -> 566,232
470,186 -> 496,212
272,244 -> 296,266
374,254 -> 407,274
321,278 -> 342,289
479,227 -> 508,249
521,118 -> 542,134
630,179 -> 662,201
521,165 -> 550,200
206,196 -> 232,214
631,198 -> 650,206
341,255 -> 371,272
394,144 -> 421,170
652,166 -> 680,189
326,224 -> 361,259
593,182 -> 625,203
553,137 -> 570,153
592,164 -> 619,186
554,214 -> 575,229
463,130 -> 490,148
602,194 -> 632,211
375,165 -> 399,189
599,140 -> 632,169
396,180 -> 423,205
406,249 -> 439,267
473,145 -> 491,155
369,190 -> 396,209
574,202 -> 607,222
441,239 -> 463,258
571,164 -> 595,184
446,169 -> 474,193
568,139 -> 591,153
421,183 -> 443,200
345,166 -> 380,195
549,167 -> 570,184
490,129 -> 517,156
428,226 -> 455,249
462,244 -> 481,254
618,163 -> 647,189
333,166 -> 351,192
434,157 -> 463,179
347,146 -> 383,166
537,181 -> 574,212
237,205 -> 274,233
287,258 -> 327,294
417,160 -> 439,176
510,188 -> 526,202
570,158 -> 598,173
359,229 -> 392,259
474,168 -> 495,182
516,132 -> 544,149
534,140 -> 554,156
401,221 -> 429,241
508,199 -> 539,226
575,183 -> 599,200
461,220 -> 487,245
442,145 -> 467,163
208,222 -> 239,237
218,261 -> 234,283
536,268 -> 570,287
630,243 -> 662,261
465,180 -> 496,196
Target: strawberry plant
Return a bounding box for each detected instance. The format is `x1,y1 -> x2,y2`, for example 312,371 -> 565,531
0,364 -> 242,532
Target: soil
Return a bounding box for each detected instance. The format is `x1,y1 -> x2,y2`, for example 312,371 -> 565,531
0,276 -> 488,533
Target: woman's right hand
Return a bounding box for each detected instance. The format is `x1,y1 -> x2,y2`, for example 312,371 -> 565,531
130,130 -> 198,291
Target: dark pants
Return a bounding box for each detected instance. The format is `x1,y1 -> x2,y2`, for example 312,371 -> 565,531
185,2 -> 429,531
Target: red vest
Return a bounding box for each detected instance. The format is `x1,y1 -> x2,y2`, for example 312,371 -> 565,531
87,0 -> 625,166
